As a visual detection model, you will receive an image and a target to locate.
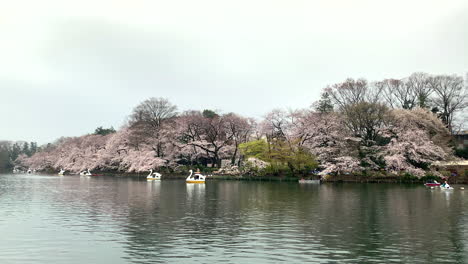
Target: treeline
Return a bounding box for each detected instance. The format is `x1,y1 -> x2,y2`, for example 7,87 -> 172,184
16,72 -> 468,178
323,72 -> 468,134
16,98 -> 257,174
0,141 -> 38,171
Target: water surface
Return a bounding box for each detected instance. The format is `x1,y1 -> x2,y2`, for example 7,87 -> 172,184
0,174 -> 467,263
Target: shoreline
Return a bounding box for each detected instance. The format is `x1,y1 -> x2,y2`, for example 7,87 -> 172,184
4,171 -> 467,184
0,167 -> 468,184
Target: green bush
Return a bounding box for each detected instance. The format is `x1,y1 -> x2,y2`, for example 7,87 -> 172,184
401,172 -> 418,182
420,173 -> 442,182
240,139 -> 318,177
455,147 -> 468,159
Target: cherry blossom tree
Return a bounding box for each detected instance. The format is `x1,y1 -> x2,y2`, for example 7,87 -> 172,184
16,90 -> 456,179
383,108 -> 451,177
175,110 -> 251,167
291,111 -> 362,175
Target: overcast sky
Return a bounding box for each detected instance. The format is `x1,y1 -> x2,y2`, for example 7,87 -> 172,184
1,0 -> 467,144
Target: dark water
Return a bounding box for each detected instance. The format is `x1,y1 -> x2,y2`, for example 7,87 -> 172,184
1,174 -> 468,263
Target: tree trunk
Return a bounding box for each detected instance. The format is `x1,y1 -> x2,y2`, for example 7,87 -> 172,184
231,145 -> 238,165
214,153 -> 221,168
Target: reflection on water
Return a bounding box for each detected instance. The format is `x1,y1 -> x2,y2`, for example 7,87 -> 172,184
1,174 -> 468,263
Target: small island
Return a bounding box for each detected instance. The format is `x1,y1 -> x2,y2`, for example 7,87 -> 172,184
3,73 -> 467,183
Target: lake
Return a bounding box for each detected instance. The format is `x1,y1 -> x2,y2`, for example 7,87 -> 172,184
0,173 -> 467,263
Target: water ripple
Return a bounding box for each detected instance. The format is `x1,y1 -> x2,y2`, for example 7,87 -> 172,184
1,175 -> 468,263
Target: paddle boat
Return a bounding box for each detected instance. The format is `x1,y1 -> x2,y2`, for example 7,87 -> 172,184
79,169 -> 93,176
58,168 -> 65,176
80,169 -> 104,176
440,182 -> 454,190
27,168 -> 32,174
147,169 -> 162,181
424,180 -> 441,187
186,169 -> 206,184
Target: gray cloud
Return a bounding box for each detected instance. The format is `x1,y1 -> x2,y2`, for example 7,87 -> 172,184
1,1 -> 467,143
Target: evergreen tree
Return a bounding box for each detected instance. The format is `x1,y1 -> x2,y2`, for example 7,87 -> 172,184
22,142 -> 30,156
30,142 -> 37,156
202,109 -> 219,119
11,143 -> 21,160
94,126 -> 116,136
315,92 -> 334,113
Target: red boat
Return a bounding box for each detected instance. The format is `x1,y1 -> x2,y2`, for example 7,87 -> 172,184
425,182 -> 441,187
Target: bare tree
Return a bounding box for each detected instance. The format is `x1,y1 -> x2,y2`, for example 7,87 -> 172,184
325,78 -> 369,109
128,97 -> 178,156
129,97 -> 178,128
343,102 -> 390,145
325,78 -> 389,145
383,78 -> 418,109
224,113 -> 255,165
406,72 -> 432,108
377,73 -> 431,110
377,79 -> 411,109
427,74 -> 467,133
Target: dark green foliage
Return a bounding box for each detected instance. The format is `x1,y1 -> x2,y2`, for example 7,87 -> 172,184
401,172 -> 419,182
455,147 -> 468,159
10,143 -> 21,160
94,126 -> 116,136
0,143 -> 11,171
30,142 -> 37,155
315,92 -> 334,113
0,141 -> 38,172
202,109 -> 218,119
22,142 -> 30,156
421,173 -> 442,183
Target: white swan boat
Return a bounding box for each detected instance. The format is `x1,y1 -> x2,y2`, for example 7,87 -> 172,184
186,169 -> 205,183
147,169 -> 162,180
80,169 -> 92,177
58,168 -> 65,176
440,185 -> 454,190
